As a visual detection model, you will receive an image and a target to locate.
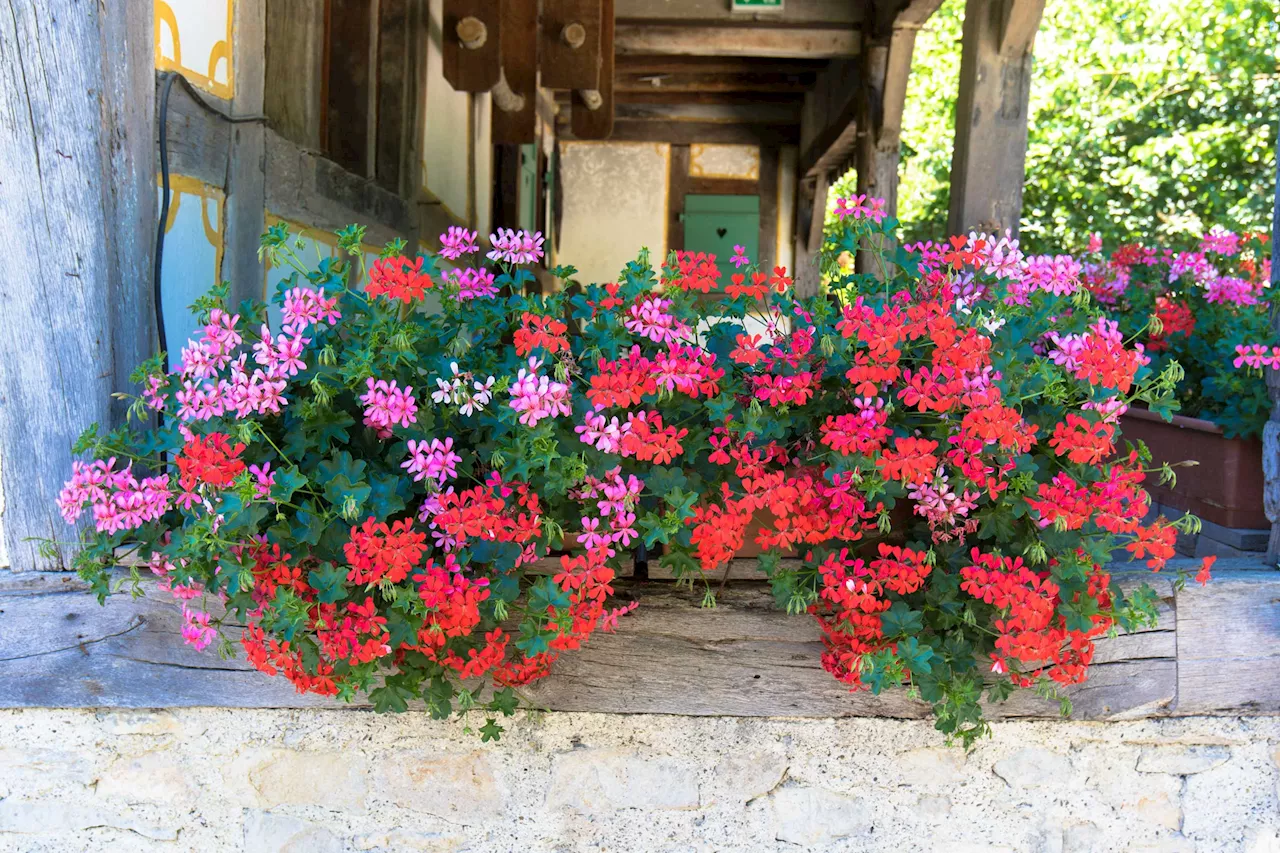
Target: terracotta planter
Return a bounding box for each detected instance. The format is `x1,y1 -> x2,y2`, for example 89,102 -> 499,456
1119,408 -> 1266,529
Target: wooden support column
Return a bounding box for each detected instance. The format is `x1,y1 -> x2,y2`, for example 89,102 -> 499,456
225,0 -> 268,306
853,7 -> 931,273
946,0 -> 1046,237
792,171 -> 828,298
0,1 -> 155,570
1266,130 -> 1280,561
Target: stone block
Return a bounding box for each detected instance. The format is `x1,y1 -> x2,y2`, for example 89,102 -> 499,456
96,749 -> 196,807
243,811 -> 343,853
711,749 -> 788,803
992,748 -> 1073,788
249,749 -> 368,811
757,783 -> 870,847
0,748 -> 94,798
352,828 -> 469,852
381,750 -> 506,822
896,746 -> 967,785
546,748 -> 700,814
1121,791 -> 1182,830
916,794 -> 952,818
0,799 -> 177,841
1136,745 -> 1231,775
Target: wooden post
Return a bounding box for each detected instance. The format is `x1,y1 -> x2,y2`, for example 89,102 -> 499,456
854,13 -> 929,273
0,1 -> 155,570
1266,127 -> 1280,561
225,0 -> 268,306
946,0 -> 1045,237
792,171 -> 828,298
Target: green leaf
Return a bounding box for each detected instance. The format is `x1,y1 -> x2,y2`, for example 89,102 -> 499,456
881,602 -> 924,638
308,563 -> 348,604
479,718 -> 504,742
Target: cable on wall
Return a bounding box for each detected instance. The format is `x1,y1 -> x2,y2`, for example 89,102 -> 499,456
154,71 -> 267,362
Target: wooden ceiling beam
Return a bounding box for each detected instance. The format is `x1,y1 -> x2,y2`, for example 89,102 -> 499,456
615,25 -> 861,59
558,118 -> 799,146
614,55 -> 829,75
616,71 -> 817,95
612,90 -> 808,106
615,0 -> 865,26
614,101 -> 801,124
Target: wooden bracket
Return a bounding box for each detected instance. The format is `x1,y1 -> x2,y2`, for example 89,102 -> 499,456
491,0 -> 538,144
570,0 -> 614,139
443,0 -> 502,92
540,0 -> 603,90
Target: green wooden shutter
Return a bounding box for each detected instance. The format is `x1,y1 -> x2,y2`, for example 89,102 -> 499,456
682,194 -> 760,283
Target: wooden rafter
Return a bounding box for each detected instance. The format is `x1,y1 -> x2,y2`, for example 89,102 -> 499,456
615,25 -> 861,59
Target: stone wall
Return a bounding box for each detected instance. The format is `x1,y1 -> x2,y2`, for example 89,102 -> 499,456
0,711 -> 1277,852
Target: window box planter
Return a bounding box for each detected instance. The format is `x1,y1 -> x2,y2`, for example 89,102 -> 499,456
1120,407 -> 1266,529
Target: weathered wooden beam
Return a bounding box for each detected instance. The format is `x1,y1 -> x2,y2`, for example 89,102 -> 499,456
616,0 -> 865,26
798,59 -> 859,179
615,55 -> 830,75
0,0 -> 155,570
225,0 -> 269,308
558,119 -> 799,146
7,564 -> 1275,721
614,91 -> 808,107
615,102 -> 801,124
615,25 -> 861,59
616,71 -> 817,95
264,131 -> 416,245
569,0 -> 615,140
791,171 -> 829,298
264,0 -> 327,150
946,0 -> 1046,236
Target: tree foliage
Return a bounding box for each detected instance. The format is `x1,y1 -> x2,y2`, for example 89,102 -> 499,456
892,0 -> 1279,252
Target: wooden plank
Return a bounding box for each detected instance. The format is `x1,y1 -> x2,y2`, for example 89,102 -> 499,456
615,102 -> 801,124
616,0 -> 864,25
617,71 -> 817,95
947,0 -> 1046,236
615,25 -> 861,59
615,90 -> 807,106
265,130 -> 415,243
560,119 -> 799,146
616,55 -> 829,74
570,0 -> 614,139
0,0 -> 154,571
325,0 -> 375,177
667,144 -> 691,253
7,563 -> 1270,722
1174,570 -> 1280,714
224,0 -> 269,308
376,0 -> 412,191
264,0 -> 327,149
757,146 -> 779,272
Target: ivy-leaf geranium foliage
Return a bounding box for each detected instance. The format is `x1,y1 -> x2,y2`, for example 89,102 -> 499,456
58,203 -> 1208,746
1079,227 -> 1276,439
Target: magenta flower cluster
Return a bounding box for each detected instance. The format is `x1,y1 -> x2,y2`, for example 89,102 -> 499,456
57,458 -> 171,534
508,357 -> 572,426
360,377 -> 419,438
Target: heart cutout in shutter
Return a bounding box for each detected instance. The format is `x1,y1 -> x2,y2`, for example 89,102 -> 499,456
716,227 -> 727,238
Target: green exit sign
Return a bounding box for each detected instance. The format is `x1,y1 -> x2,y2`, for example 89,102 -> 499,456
731,0 -> 784,11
